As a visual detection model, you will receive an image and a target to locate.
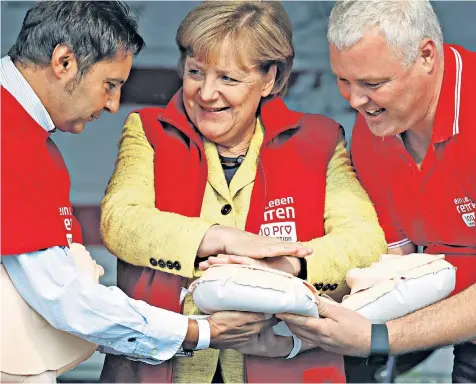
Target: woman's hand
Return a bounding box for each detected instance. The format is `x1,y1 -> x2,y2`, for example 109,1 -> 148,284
199,254 -> 302,276
235,326 -> 294,358
206,312 -> 294,358
197,225 -> 312,259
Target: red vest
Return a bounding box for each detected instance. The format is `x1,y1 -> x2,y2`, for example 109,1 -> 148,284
101,92 -> 345,383
1,87 -> 82,255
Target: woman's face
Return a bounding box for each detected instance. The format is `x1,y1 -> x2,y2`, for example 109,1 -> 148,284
182,49 -> 276,148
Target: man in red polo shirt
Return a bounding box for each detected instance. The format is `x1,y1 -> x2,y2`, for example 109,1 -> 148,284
325,0 -> 475,382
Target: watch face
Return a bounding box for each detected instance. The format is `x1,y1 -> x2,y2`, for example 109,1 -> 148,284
175,349 -> 194,357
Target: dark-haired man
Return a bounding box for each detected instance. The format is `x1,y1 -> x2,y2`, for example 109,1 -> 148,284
1,2 -> 282,382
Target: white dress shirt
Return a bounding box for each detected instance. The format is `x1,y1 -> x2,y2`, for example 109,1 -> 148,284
1,55 -> 189,364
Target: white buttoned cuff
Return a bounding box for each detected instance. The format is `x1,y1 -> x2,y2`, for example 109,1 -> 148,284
195,318 -> 211,350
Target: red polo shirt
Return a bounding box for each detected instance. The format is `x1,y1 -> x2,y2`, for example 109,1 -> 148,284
351,44 -> 476,295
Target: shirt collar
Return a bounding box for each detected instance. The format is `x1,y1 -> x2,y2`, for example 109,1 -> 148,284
0,56 -> 56,133
431,44 -> 464,144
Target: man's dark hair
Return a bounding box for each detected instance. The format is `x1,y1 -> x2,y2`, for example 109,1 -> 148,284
8,1 -> 145,77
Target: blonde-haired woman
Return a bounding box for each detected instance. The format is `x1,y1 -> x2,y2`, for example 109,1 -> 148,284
100,1 -> 386,383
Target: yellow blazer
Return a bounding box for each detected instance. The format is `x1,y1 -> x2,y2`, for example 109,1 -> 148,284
101,114 -> 387,382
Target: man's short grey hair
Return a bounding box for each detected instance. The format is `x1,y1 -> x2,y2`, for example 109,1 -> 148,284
327,0 -> 443,67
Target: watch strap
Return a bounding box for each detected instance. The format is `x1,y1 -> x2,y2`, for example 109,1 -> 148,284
370,323 -> 390,355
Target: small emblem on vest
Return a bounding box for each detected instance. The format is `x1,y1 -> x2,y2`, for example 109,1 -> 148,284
260,196 -> 297,241
462,212 -> 475,228
453,196 -> 475,228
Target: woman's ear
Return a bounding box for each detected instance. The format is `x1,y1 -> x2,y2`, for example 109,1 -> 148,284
261,64 -> 277,97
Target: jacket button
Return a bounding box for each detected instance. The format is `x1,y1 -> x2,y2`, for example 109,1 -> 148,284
314,283 -> 324,290
149,258 -> 158,267
158,259 -> 166,268
221,204 -> 232,215
322,283 -> 330,291
330,283 -> 338,291
173,261 -> 181,271
166,261 -> 174,269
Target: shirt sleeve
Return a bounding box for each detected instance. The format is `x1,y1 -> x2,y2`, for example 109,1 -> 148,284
2,246 -> 189,364
350,114 -> 411,249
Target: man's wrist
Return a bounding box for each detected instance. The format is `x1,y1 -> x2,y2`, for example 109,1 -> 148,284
367,323 -> 390,364
182,318 -> 211,351
182,319 -> 199,350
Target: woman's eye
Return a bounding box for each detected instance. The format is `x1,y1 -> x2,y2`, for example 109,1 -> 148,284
187,69 -> 203,76
222,75 -> 238,84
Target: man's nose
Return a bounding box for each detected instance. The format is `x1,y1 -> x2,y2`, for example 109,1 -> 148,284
349,85 -> 369,110
105,90 -> 121,114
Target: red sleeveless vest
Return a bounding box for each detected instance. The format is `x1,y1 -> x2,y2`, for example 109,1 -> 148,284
101,92 -> 346,383
1,87 -> 82,255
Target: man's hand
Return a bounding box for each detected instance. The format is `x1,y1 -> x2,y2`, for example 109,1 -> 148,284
277,297 -> 372,357
182,312 -> 296,357
208,311 -> 278,350
199,254 -> 301,276
197,225 -> 312,259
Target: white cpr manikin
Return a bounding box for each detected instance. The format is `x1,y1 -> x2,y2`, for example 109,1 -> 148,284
1,244 -> 101,377
190,254 -> 456,336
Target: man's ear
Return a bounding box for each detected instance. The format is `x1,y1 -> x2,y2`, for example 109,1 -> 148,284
419,39 -> 438,74
51,44 -> 79,81
261,64 -> 278,98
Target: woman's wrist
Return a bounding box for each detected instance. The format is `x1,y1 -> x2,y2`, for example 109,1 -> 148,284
283,256 -> 302,276
197,224 -> 223,258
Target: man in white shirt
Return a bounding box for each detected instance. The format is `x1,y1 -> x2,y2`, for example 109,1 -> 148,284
1,2 -> 299,382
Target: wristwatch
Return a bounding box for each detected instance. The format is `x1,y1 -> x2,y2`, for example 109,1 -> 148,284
366,323 -> 390,365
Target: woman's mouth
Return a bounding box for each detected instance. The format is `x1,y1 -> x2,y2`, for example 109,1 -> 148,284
200,105 -> 230,113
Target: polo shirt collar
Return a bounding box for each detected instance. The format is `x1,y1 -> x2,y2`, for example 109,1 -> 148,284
431,44 -> 464,144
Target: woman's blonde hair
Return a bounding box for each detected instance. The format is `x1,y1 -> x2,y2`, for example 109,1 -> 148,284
176,1 -> 294,96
